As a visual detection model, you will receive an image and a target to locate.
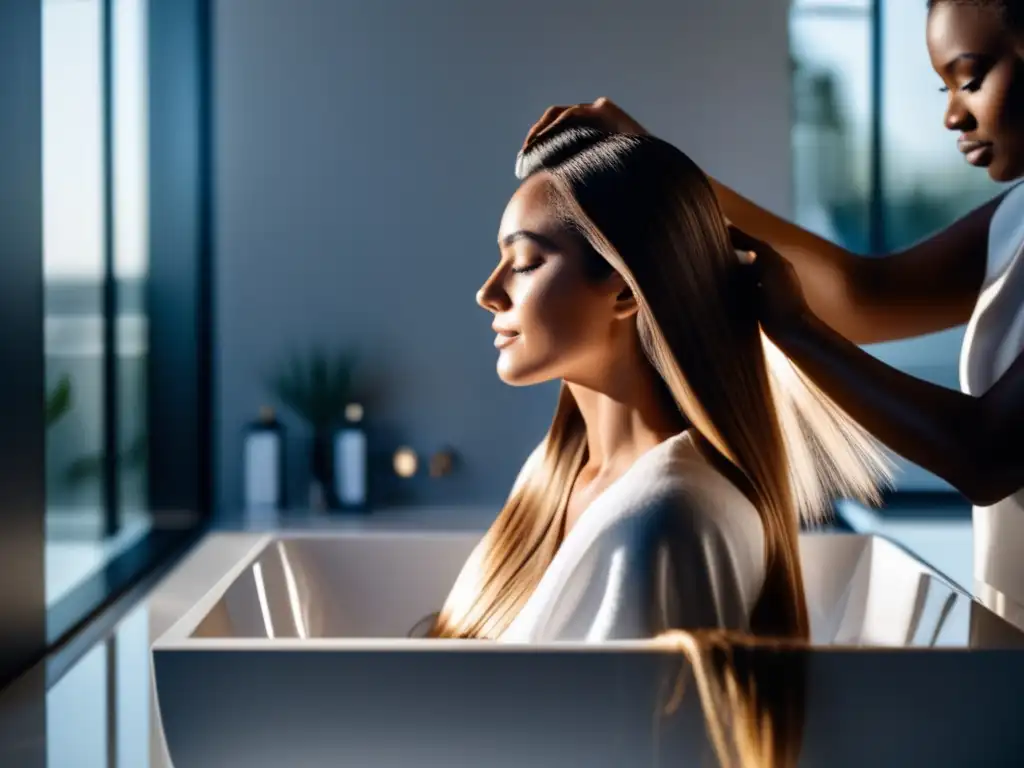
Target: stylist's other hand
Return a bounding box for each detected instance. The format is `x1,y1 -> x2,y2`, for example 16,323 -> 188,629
522,97 -> 649,150
729,226 -> 809,342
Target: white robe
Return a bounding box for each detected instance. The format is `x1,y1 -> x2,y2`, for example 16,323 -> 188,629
460,431 -> 767,642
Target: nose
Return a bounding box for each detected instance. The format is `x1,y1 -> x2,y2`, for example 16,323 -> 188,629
944,95 -> 972,132
476,266 -> 511,313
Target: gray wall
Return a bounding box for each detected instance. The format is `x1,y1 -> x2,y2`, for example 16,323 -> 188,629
213,0 -> 794,514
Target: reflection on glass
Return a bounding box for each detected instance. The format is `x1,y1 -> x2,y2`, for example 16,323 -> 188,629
790,8 -> 872,253
880,0 -> 1004,252
43,0 -> 107,608
43,0 -> 151,617
45,605 -> 154,768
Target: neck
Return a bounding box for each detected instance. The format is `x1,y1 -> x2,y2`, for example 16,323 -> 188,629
565,351 -> 686,470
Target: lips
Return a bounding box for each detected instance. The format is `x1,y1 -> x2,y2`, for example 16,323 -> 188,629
958,138 -> 993,166
492,324 -> 520,349
494,332 -> 519,349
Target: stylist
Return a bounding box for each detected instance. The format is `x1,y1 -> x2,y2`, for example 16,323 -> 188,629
522,0 -> 1024,625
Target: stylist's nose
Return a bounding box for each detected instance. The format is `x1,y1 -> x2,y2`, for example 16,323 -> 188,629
944,96 -> 971,131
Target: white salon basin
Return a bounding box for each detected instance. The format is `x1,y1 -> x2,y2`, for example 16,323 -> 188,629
180,530 -> 1008,646
153,531 -> 1024,766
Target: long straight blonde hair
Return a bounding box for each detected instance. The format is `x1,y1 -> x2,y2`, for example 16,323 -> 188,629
431,125 -> 891,641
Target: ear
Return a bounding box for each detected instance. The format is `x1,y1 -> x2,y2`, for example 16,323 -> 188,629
610,277 -> 639,320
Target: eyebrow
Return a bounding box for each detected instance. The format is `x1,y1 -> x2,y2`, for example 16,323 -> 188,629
942,52 -> 987,73
498,230 -> 561,251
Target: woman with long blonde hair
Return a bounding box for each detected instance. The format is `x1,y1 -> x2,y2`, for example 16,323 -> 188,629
430,120 -> 891,643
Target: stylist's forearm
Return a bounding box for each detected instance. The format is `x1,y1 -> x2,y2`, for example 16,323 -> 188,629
709,177 -> 777,233
709,177 -> 834,255
774,311 -> 984,497
709,178 -> 868,341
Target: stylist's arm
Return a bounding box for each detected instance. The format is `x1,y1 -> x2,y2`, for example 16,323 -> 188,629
732,226 -> 1024,506
524,98 -> 992,351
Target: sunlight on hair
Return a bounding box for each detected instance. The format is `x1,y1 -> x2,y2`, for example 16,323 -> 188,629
760,336 -> 798,387
654,630 -> 804,768
432,121 -> 892,644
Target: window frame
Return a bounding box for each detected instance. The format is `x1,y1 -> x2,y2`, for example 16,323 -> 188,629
790,0 -> 885,253
0,0 -> 215,689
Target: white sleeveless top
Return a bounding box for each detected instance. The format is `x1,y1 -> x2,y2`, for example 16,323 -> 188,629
960,181 -> 1024,625
469,432 -> 767,642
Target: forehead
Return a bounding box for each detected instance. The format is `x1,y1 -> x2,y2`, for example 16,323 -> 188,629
927,2 -> 1008,61
498,173 -> 560,240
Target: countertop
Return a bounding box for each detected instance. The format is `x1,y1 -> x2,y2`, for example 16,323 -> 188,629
0,500 -> 976,767
0,507 -> 502,768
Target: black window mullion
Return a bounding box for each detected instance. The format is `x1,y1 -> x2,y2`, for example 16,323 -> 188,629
101,0 -> 120,538
869,0 -> 886,254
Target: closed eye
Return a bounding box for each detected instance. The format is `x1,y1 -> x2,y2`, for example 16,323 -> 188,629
938,78 -> 983,94
511,263 -> 542,275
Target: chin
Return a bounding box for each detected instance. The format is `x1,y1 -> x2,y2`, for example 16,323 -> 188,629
495,358 -> 553,388
496,367 -> 542,387
987,157 -> 1024,183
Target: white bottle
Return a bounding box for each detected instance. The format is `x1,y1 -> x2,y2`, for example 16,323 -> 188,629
334,403 -> 367,509
243,406 -> 285,519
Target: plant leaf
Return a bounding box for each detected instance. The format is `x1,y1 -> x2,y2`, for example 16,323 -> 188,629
46,375 -> 73,429
268,348 -> 357,428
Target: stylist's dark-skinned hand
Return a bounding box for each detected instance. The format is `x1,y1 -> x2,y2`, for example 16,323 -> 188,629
523,97 -> 648,150
730,226 -> 811,343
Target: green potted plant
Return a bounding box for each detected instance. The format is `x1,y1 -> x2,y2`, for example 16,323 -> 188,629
269,349 -> 357,509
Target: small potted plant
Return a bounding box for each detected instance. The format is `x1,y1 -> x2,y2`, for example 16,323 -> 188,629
269,348 -> 357,510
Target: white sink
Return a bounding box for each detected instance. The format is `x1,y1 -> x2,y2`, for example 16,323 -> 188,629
153,531 -> 1024,766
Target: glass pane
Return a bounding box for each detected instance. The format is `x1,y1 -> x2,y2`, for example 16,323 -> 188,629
881,0 -> 1004,251
43,0 -> 107,608
44,0 -> 152,624
792,0 -> 870,9
45,604 -> 151,768
114,0 -> 151,545
46,642 -> 110,767
790,11 -> 873,253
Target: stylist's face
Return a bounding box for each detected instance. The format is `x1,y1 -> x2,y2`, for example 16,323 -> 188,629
928,2 -> 1024,181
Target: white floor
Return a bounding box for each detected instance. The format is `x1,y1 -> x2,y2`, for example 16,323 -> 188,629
46,510 -> 152,607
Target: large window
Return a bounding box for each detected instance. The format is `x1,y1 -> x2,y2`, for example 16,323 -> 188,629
43,0 -> 151,634
1,0 -> 210,692
790,0 -> 1004,491
39,0 -> 211,646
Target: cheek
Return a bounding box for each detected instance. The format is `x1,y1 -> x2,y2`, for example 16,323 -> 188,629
518,273 -> 604,347
984,73 -> 1024,179
983,70 -> 1024,134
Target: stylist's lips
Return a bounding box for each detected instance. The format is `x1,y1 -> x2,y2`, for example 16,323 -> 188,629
493,324 -> 520,349
958,138 -> 993,166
